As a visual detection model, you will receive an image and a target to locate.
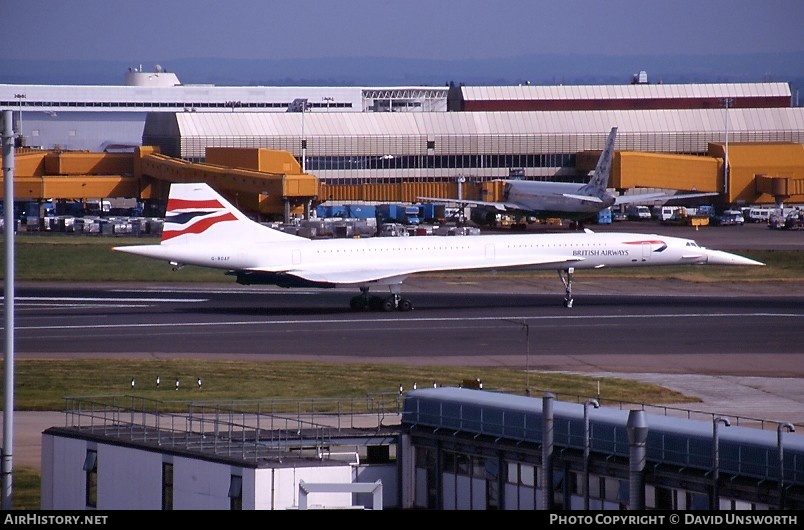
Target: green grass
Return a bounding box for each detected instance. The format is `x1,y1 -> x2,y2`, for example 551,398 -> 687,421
2,233 -> 802,282
2,233 -> 224,282
9,468 -> 40,510
3,359 -> 692,412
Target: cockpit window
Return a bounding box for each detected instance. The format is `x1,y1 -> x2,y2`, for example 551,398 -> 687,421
686,242 -> 700,248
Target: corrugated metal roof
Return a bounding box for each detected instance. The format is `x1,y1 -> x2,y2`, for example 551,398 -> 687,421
461,83 -> 792,101
165,108 -> 804,138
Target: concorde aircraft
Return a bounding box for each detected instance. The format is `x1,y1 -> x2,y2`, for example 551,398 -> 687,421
419,127 -> 717,225
114,182 -> 762,309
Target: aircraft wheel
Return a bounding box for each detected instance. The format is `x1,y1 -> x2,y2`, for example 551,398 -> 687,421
368,296 -> 385,311
381,297 -> 396,312
350,296 -> 368,311
397,298 -> 414,312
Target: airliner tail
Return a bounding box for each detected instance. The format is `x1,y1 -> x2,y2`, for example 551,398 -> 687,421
158,183 -> 299,245
578,126 -> 617,198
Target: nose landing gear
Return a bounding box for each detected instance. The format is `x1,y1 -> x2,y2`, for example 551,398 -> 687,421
559,267 -> 574,308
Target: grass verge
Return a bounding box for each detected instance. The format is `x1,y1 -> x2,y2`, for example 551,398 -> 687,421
2,233 -> 802,282
5,359 -> 693,411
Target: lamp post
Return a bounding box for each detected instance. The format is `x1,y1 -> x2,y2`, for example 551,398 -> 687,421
503,318 -> 531,395
2,110 -> 16,511
777,422 -> 795,510
720,97 -> 734,196
457,175 -> 466,225
300,100 -> 308,173
712,416 -> 730,510
583,399 -> 600,510
288,98 -> 309,172
14,93 -> 26,144
521,321 -> 530,394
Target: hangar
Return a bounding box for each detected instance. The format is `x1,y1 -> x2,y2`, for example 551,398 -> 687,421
140,107 -> 804,215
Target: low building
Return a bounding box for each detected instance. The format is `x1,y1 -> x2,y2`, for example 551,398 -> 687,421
41,389 -> 804,510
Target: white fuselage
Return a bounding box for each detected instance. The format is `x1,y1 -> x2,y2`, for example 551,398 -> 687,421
504,181 -> 615,215
114,182 -> 763,306
123,230 -> 718,288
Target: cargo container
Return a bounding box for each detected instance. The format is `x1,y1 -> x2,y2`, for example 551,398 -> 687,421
596,207 -> 612,224
418,203 -> 446,222
347,205 -> 376,219
376,204 -> 421,224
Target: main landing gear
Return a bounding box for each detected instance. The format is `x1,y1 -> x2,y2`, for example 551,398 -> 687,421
558,267 -> 574,308
350,286 -> 414,312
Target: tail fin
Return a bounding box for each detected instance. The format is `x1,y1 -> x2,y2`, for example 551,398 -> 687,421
578,127 -> 617,198
160,182 -> 300,244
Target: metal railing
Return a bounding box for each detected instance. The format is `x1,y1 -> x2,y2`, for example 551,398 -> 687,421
496,386 -> 803,433
62,392 -> 404,463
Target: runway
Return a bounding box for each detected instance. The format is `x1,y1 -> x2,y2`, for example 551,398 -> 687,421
7,277 -> 804,379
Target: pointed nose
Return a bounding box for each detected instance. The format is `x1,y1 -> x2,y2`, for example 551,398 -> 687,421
705,249 -> 765,266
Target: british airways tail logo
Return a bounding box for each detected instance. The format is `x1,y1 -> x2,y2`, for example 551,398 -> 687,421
161,198 -> 237,241
624,239 -> 668,252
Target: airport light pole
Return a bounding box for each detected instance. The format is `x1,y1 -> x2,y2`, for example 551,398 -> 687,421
288,98 -> 309,173
777,422 -> 795,509
14,93 -> 26,145
457,175 -> 466,225
2,110 -> 16,510
521,321 -> 530,394
720,97 -> 734,197
583,399 -> 599,510
711,416 -> 730,510
504,318 -> 532,395
301,99 -> 308,173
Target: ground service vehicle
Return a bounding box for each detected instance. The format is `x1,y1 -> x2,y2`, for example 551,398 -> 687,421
626,205 -> 652,220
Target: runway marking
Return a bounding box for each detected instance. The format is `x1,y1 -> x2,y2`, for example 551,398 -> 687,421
9,296 -> 207,303
7,312 -> 802,331
15,303 -> 153,309
7,296 -> 207,310
112,288 -> 320,295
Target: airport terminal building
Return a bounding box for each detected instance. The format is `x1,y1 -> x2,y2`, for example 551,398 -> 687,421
3,72 -> 803,211
0,65 -> 448,152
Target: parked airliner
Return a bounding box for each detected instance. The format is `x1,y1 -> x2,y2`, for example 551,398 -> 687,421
114,182 -> 762,309
420,127 -> 717,225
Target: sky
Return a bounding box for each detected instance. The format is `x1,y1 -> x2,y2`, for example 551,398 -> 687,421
3,0 -> 803,63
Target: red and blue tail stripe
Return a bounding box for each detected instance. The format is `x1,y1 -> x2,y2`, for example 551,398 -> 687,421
161,198 -> 237,242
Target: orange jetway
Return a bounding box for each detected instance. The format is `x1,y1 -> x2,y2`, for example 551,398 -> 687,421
1,150 -> 139,199
1,147 -> 319,219
2,143 -> 802,216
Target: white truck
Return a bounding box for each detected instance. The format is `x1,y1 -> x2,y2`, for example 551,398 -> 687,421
625,205 -> 652,221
